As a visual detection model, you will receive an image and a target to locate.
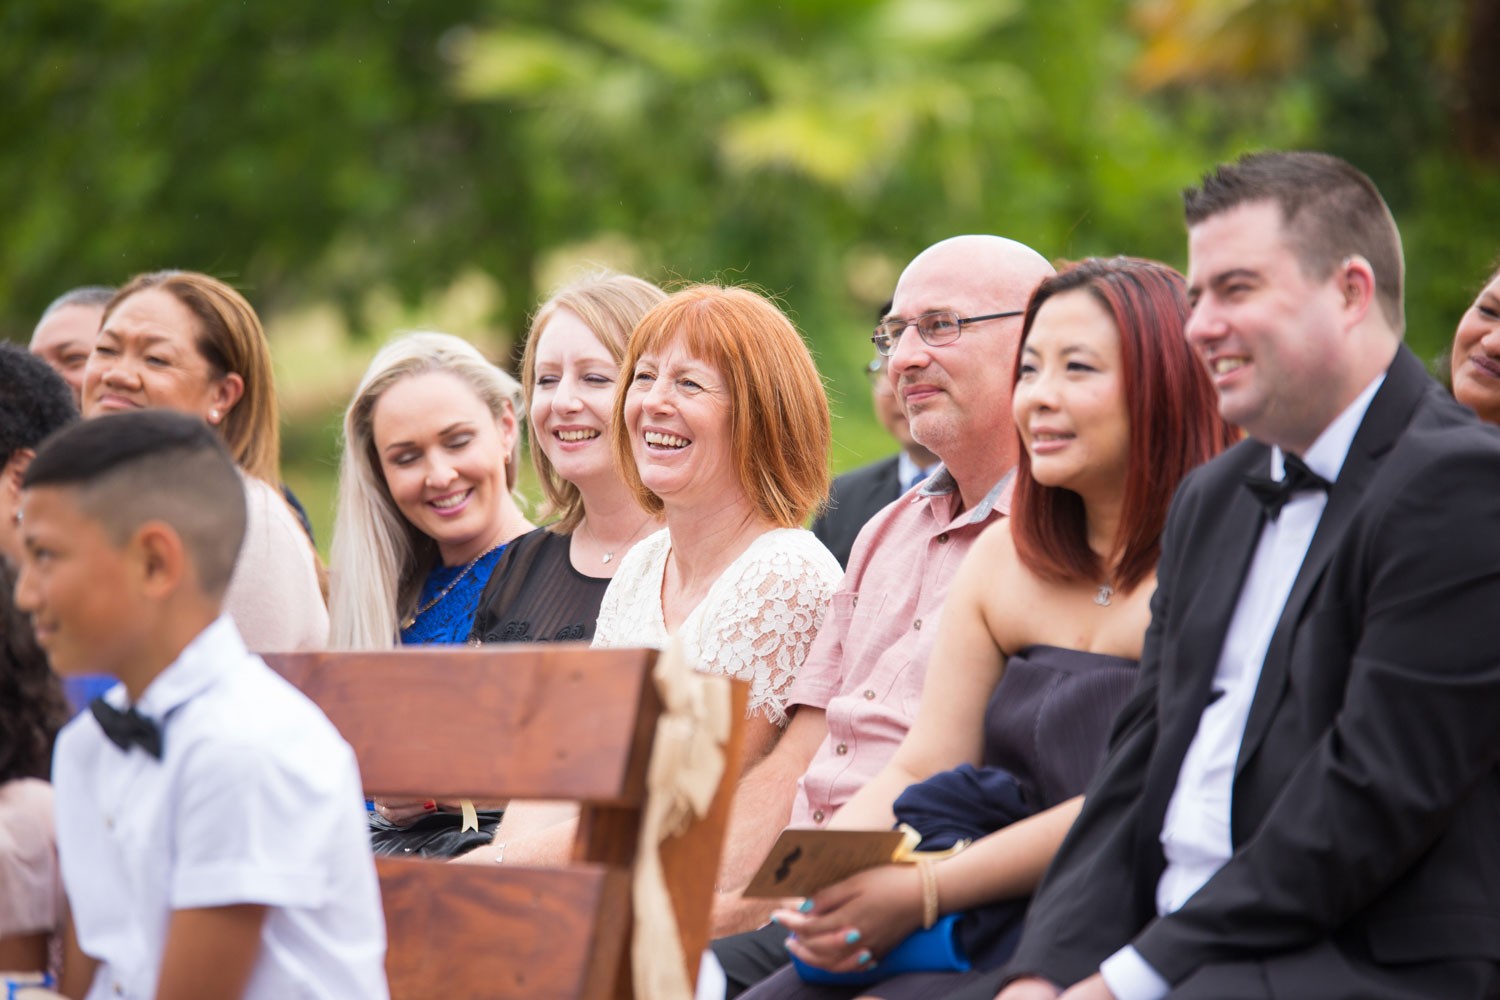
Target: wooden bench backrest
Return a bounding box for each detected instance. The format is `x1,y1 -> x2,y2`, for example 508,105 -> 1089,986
265,645 -> 746,1000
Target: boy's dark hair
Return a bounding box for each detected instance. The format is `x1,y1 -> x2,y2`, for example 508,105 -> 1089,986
0,343 -> 79,467
1183,151 -> 1405,333
0,557 -> 70,784
25,411 -> 248,596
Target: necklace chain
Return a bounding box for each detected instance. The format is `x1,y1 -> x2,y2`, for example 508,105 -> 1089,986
581,514 -> 653,564
402,541 -> 504,630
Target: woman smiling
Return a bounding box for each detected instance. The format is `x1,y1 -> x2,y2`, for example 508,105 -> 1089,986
467,285 -> 843,867
1449,262 -> 1500,426
329,331 -> 533,649
595,284 -> 843,760
468,271 -> 667,644
330,332 -> 534,857
82,271 -> 325,652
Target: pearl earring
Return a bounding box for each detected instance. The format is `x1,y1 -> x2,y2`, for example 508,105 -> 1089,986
210,409 -> 220,422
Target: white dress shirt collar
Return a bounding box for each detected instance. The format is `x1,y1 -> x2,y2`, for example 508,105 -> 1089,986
1270,371 -> 1386,485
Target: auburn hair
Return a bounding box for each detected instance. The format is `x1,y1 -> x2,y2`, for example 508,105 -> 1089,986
1011,257 -> 1239,593
611,285 -> 831,527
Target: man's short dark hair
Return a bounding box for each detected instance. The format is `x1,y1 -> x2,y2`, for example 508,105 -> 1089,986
0,343 -> 79,467
1183,151 -> 1404,332
25,411 -> 247,596
37,285 -> 115,325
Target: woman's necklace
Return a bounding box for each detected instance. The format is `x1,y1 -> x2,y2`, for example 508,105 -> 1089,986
402,541 -> 504,630
580,514 -> 654,564
1094,583 -> 1114,607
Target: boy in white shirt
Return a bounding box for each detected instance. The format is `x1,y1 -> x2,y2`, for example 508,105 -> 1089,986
15,410 -> 388,1000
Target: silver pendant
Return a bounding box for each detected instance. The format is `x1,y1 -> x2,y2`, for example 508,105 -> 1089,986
1094,584 -> 1113,607
602,552 -> 613,564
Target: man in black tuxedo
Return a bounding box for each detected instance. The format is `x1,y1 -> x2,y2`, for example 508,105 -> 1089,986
989,151 -> 1500,1000
812,352 -> 937,567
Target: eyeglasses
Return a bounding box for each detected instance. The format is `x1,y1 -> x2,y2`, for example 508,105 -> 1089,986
870,309 -> 1024,357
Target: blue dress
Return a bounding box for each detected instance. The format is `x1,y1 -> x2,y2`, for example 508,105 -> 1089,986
398,546 -> 507,646
373,545 -> 509,860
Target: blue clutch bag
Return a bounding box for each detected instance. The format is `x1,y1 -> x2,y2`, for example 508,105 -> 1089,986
790,912 -> 971,985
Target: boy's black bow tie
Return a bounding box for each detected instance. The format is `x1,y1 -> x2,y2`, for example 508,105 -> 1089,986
1242,453 -> 1332,520
90,698 -> 163,760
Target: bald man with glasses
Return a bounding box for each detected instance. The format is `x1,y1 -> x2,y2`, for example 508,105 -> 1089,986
706,236 -> 1054,997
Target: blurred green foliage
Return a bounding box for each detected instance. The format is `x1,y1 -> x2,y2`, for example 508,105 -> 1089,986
3,0 -> 1497,545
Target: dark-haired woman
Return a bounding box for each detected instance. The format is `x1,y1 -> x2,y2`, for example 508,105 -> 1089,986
83,271 -> 326,651
0,558 -> 71,984
744,258 -> 1238,999
1449,263 -> 1500,426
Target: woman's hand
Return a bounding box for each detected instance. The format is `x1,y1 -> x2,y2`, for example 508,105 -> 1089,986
371,797 -> 442,826
769,863 -> 925,973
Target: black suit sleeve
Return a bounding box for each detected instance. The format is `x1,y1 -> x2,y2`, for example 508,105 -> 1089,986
1134,434 -> 1500,982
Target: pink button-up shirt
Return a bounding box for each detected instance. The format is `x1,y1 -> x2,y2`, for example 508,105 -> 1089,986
786,465 -> 1013,826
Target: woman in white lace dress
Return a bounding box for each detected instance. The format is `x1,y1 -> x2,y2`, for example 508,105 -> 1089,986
593,283 -> 842,752
469,284 -> 843,866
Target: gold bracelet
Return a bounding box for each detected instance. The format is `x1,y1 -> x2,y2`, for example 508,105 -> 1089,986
917,858 -> 939,930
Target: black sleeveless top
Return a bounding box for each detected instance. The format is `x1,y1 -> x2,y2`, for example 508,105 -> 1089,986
983,643 -> 1139,809
467,527 -> 611,644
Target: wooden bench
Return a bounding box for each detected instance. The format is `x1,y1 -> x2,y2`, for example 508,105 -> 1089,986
265,645 -> 746,1000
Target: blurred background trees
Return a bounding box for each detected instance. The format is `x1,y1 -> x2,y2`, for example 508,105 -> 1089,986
4,0 -> 1495,545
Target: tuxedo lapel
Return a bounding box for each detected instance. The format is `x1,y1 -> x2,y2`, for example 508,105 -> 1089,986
1166,486 -> 1265,726
1135,450 -> 1268,859
1234,347 -> 1431,780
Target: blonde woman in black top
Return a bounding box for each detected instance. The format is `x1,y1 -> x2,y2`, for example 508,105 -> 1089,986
468,269 -> 667,644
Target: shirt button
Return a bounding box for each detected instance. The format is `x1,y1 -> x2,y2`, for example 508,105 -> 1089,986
913,618 -> 922,630
937,532 -> 949,543
114,984 -> 124,996
813,810 -> 825,823
836,743 -> 848,755
863,689 -> 875,700
852,595 -> 859,608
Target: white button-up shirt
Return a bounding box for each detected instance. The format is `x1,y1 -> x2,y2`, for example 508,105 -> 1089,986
53,616 -> 388,1000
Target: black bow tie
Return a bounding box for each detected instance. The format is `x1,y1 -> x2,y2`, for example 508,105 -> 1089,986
1242,453 -> 1332,520
90,698 -> 163,760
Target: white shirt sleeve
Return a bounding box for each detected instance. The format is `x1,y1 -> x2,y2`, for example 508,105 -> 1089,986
169,734 -> 360,910
1099,945 -> 1171,1000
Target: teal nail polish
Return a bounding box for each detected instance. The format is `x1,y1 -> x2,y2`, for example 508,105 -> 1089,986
857,949 -> 873,966
798,899 -> 814,913
769,914 -> 781,925
845,929 -> 862,945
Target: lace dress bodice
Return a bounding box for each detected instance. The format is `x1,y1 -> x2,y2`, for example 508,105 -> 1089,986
592,527 -> 842,724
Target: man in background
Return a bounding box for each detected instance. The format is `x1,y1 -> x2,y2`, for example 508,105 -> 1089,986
30,285 -> 114,405
707,234 -> 1054,996
812,328 -> 938,568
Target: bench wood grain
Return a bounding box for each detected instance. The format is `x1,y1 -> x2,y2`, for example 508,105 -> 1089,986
266,645 -> 745,1000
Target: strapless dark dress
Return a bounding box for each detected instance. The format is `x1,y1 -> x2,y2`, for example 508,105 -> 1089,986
982,644 -> 1139,810
739,645 -> 1139,1000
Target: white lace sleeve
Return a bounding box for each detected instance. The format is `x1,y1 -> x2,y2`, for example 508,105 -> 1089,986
692,530 -> 843,726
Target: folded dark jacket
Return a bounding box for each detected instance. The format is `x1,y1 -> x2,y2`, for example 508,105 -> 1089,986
892,763 -> 1036,967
